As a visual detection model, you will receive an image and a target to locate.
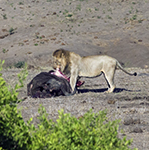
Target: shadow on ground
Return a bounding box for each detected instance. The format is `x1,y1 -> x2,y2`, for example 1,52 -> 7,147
78,88 -> 140,94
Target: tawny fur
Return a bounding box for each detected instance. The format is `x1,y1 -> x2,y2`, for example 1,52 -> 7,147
52,49 -> 137,94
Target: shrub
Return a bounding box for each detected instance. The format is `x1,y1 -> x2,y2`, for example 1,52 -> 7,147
0,60 -> 30,150
0,60 -> 136,150
31,107 -> 136,150
14,61 -> 25,68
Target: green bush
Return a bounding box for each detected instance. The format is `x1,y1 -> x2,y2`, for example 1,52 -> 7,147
0,60 -> 137,150
14,61 -> 25,68
0,60 -> 31,150
32,107 -> 136,150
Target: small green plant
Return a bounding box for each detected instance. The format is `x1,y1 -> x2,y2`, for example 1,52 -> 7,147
124,17 -> 128,24
9,27 -> 15,35
88,8 -> 92,12
130,15 -> 137,21
106,15 -> 112,19
108,8 -> 112,13
63,9 -> 69,15
132,14 -> 137,20
76,4 -> 81,11
95,8 -> 99,11
14,61 -> 25,68
1,14 -> 7,19
16,63 -> 28,89
18,2 -> 24,5
10,3 -> 14,7
66,13 -> 73,18
97,16 -> 101,19
129,10 -> 132,14
2,49 -> 6,53
34,43 -> 38,46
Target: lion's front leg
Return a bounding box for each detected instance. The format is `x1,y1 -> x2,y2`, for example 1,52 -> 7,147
70,70 -> 78,94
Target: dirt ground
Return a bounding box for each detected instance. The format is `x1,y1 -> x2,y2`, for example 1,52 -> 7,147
0,0 -> 149,149
0,0 -> 149,68
1,67 -> 149,150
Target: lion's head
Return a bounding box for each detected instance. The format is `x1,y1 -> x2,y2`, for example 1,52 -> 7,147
52,49 -> 71,74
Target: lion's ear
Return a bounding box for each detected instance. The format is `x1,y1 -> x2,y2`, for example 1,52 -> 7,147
61,52 -> 66,65
61,52 -> 65,59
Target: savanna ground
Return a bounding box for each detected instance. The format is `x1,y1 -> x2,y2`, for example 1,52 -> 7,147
0,0 -> 149,149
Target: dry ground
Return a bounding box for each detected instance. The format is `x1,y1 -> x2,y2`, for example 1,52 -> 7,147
0,0 -> 149,68
0,0 -> 149,149
1,67 -> 149,150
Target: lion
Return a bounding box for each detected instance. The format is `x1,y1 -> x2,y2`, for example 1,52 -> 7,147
52,49 -> 137,94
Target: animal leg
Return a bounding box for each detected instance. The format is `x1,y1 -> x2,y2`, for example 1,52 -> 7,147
70,71 -> 78,94
103,70 -> 116,93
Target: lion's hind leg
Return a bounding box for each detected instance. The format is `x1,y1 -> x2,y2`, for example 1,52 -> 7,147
103,69 -> 116,93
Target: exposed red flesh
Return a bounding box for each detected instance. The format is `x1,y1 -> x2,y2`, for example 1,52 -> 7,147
51,68 -> 84,87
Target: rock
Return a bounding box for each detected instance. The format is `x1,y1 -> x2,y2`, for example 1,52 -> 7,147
107,100 -> 116,104
124,118 -> 133,125
131,127 -> 143,133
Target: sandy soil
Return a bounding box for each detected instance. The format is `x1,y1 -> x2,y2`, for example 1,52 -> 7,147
0,0 -> 149,68
1,67 -> 149,150
0,0 -> 149,149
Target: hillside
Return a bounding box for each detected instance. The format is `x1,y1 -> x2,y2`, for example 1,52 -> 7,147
0,0 -> 149,149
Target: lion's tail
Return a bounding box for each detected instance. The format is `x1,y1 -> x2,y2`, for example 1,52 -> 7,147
116,61 -> 137,76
